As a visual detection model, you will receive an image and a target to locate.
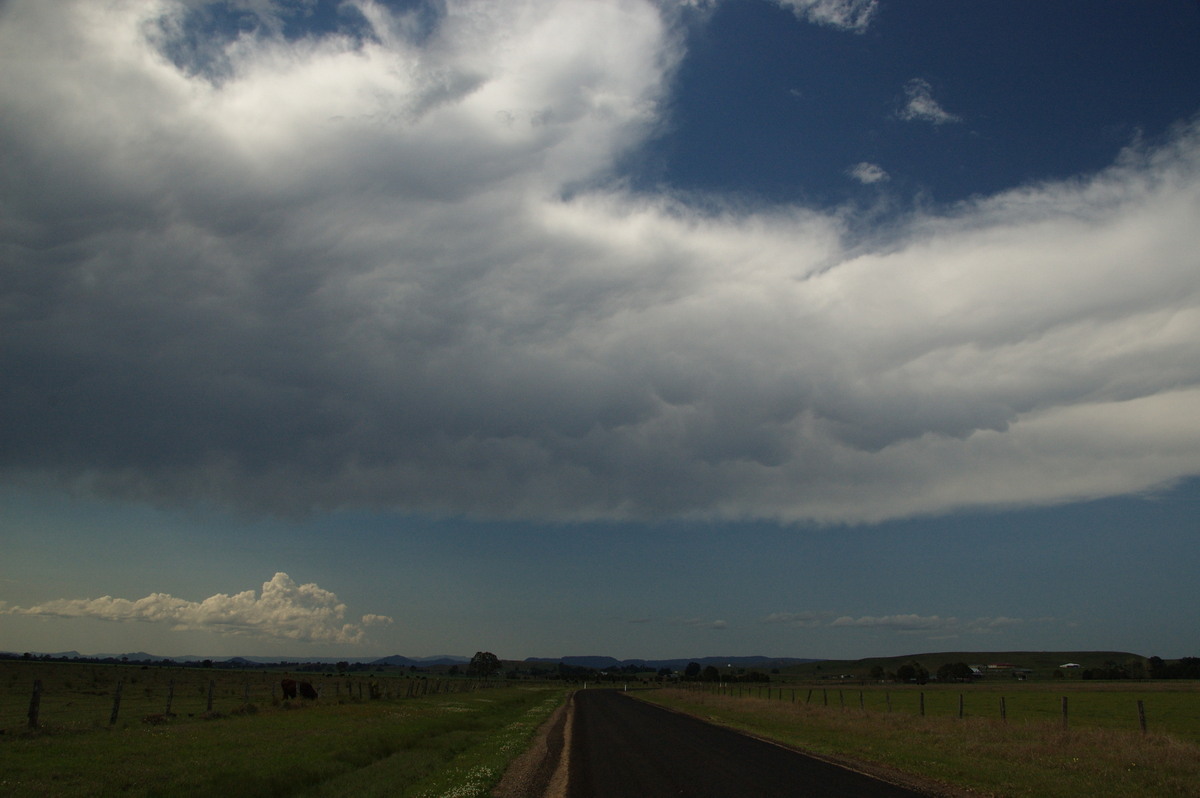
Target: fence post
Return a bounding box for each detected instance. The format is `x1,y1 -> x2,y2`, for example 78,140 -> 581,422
958,693 -> 964,719
1061,696 -> 1068,730
859,691 -> 865,712
1137,700 -> 1147,734
1000,696 -> 1006,723
886,692 -> 892,712
919,692 -> 925,717
110,679 -> 124,726
806,689 -> 812,704
27,680 -> 42,729
822,689 -> 828,707
165,680 -> 175,715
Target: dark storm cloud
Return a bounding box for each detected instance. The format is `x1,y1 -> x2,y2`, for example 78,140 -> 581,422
2,0 -> 1199,523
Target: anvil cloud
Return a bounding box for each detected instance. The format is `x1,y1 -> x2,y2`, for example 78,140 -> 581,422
2,0 -> 1198,526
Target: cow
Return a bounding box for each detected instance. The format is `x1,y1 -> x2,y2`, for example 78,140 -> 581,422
280,678 -> 318,700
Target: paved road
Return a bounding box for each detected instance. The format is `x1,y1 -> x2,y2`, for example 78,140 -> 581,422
565,690 -> 926,798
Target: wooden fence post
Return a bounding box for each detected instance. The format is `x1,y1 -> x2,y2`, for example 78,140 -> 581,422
859,691 -> 865,711
806,688 -> 812,704
958,694 -> 964,719
919,692 -> 925,717
1000,696 -> 1006,723
110,679 -> 124,726
822,689 -> 828,707
1137,700 -> 1147,734
886,692 -> 892,713
165,680 -> 175,715
27,680 -> 42,729
1061,696 -> 1068,730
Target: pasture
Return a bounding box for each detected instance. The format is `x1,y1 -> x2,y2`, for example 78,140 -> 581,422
643,682 -> 1200,797
0,660 -> 566,797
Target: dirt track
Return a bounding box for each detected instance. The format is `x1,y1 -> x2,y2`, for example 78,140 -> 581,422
495,689 -> 936,798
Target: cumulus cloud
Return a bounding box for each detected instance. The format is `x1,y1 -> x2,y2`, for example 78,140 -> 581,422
847,161 -> 889,184
1,0 -> 1199,526
4,573 -> 388,644
899,78 -> 961,124
773,0 -> 878,32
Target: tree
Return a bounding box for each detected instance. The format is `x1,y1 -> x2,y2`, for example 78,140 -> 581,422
702,665 -> 720,682
684,662 -> 701,680
469,651 -> 502,679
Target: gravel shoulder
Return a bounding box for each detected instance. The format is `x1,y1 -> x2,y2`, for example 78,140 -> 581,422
492,691 -> 574,798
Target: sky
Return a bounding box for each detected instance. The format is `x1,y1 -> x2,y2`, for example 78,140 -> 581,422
2,0 -> 1199,662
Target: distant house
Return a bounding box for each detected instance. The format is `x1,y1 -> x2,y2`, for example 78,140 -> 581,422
1060,663 -> 1082,669
987,663 -> 1016,670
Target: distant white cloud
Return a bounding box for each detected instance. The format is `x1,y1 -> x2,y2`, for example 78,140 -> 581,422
828,614 -> 1035,636
683,618 -> 729,630
4,573 -> 389,644
1,0 -> 1198,526
831,613 -> 953,630
899,78 -> 961,124
847,161 -> 889,184
773,0 -> 878,32
762,611 -> 828,627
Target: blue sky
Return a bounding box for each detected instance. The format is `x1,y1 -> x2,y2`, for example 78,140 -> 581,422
2,0 -> 1199,662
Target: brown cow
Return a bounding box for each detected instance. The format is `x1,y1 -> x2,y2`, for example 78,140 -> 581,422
298,681 -> 318,700
280,678 -> 297,699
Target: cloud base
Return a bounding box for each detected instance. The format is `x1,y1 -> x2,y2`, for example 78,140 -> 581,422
2,0 -> 1199,525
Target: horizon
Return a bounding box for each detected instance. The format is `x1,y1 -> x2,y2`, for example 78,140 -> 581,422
3,0 -> 1199,662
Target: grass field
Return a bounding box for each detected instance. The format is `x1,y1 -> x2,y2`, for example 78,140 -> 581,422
1,661 -> 566,797
641,682 -> 1200,797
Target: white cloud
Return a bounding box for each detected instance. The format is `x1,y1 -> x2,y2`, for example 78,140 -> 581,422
762,611 -> 828,627
1,0 -> 1199,526
682,618 -> 729,630
4,573 -> 385,644
831,613 -> 954,630
847,161 -> 889,184
899,78 -> 961,124
773,0 -> 878,32
827,614 -> 1037,636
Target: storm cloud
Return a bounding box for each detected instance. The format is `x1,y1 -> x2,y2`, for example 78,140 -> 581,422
3,0 -> 1199,524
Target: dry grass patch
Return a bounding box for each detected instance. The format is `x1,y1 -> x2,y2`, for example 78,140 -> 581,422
642,689 -> 1200,797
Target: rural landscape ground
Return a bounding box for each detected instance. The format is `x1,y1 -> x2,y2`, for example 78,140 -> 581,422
1,651 -> 1197,796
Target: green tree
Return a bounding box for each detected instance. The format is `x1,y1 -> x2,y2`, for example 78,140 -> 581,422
469,651 -> 502,679
684,662 -> 701,680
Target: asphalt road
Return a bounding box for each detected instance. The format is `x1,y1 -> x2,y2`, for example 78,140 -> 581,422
565,690 -> 927,798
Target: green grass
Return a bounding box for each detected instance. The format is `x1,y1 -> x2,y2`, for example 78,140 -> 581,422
0,662 -> 566,797
641,684 -> 1200,798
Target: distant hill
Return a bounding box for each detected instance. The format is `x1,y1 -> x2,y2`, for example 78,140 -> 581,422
777,650 -> 1150,679
370,655 -> 470,667
525,655 -> 823,672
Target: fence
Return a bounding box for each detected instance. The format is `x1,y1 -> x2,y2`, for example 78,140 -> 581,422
12,667 -> 497,731
681,682 -> 1172,736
